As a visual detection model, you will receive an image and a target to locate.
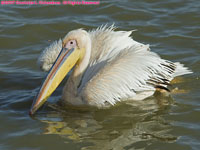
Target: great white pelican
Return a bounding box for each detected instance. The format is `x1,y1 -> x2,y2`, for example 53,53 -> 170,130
30,25 -> 192,115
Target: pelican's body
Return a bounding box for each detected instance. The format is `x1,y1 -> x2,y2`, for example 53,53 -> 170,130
30,25 -> 192,114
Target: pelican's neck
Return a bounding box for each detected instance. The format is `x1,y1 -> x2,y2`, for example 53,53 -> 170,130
63,36 -> 92,97
72,38 -> 91,88
61,32 -> 92,105
62,44 -> 91,105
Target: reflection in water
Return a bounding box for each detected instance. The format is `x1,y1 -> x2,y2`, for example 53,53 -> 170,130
37,93 -> 178,149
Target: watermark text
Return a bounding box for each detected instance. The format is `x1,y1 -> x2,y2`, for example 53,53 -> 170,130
1,0 -> 100,5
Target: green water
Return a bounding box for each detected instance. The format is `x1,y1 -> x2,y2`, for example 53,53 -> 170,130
0,0 -> 199,150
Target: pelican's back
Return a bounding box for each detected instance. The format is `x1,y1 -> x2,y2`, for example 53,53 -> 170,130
78,26 -> 144,92
78,26 -> 192,107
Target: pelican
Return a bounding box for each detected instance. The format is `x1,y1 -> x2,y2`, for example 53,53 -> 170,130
30,25 -> 192,115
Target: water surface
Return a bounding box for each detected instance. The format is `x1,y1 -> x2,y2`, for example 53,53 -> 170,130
0,0 -> 199,150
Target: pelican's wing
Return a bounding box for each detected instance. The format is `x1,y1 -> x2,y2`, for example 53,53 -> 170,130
80,44 -> 192,107
88,25 -> 144,63
78,25 -> 145,90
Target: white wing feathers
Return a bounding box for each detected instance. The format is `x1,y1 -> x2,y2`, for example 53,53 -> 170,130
89,25 -> 143,64
172,62 -> 192,78
79,26 -> 192,107
81,44 -> 191,107
78,26 -> 145,92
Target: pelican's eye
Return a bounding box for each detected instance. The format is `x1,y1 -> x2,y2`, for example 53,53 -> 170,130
65,40 -> 77,49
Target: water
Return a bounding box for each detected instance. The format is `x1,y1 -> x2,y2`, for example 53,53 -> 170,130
0,0 -> 199,149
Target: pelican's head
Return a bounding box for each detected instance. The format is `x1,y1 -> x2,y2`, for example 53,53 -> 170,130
30,29 -> 91,115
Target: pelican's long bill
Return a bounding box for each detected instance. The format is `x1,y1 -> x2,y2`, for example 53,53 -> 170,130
30,47 -> 81,115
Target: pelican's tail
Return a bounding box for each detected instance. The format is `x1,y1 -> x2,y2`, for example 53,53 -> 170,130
173,62 -> 192,78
